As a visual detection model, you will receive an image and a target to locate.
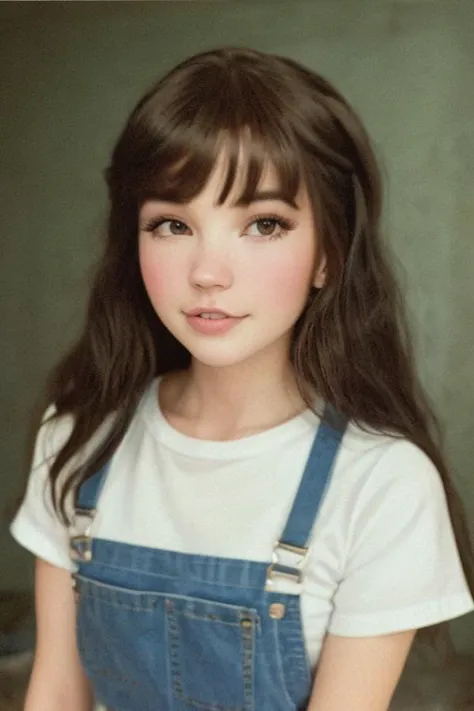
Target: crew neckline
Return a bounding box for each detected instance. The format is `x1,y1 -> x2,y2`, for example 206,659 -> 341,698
140,377 -> 319,460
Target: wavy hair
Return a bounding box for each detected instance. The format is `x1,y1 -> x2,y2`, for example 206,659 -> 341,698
29,48 -> 472,650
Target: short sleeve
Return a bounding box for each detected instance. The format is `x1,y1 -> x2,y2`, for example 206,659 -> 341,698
10,407 -> 78,572
328,440 -> 474,637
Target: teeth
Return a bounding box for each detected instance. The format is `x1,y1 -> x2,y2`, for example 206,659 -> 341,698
199,313 -> 227,319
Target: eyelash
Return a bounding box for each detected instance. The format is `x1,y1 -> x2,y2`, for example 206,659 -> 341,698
141,214 -> 295,240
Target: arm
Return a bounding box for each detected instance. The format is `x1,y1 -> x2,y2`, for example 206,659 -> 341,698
307,629 -> 416,711
24,558 -> 94,711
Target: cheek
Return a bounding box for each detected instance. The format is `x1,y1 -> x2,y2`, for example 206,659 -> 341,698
139,241 -> 176,306
251,247 -> 314,309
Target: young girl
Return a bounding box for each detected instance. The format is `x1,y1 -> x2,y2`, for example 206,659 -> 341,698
11,47 -> 474,711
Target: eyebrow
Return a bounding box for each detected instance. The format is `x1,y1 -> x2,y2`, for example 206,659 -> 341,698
141,189 -> 299,210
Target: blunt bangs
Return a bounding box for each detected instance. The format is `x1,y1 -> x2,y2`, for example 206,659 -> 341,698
112,54 -> 305,210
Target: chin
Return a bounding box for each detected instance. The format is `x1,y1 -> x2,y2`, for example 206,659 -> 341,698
185,345 -> 259,370
162,319 -> 290,371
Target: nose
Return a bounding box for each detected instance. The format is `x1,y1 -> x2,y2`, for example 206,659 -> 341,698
189,244 -> 234,291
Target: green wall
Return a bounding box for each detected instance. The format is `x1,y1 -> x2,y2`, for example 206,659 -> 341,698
1,0 -> 473,651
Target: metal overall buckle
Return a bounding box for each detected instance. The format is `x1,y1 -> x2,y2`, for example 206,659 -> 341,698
69,507 -> 96,562
265,541 -> 308,592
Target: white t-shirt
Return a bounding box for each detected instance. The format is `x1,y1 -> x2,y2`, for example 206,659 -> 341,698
11,378 -> 474,667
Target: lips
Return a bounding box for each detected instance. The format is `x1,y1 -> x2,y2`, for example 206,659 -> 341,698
184,310 -> 246,335
197,313 -> 228,320
185,308 -> 238,318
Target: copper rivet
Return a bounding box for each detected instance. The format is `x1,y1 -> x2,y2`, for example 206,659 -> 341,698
269,603 -> 285,619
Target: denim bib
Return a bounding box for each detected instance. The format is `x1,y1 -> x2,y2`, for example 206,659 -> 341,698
70,405 -> 347,711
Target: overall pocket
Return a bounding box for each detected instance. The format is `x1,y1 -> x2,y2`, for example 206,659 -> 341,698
75,576 -> 167,711
75,575 -> 258,711
165,595 -> 258,711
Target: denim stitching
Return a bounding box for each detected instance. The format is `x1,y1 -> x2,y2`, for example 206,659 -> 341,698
284,600 -> 312,683
76,574 -> 160,597
177,613 -> 242,626
166,598 -> 255,711
164,599 -> 174,709
80,563 -> 269,591
77,579 -> 267,618
80,595 -> 159,612
166,599 -> 184,700
241,616 -> 255,711
271,618 -> 295,709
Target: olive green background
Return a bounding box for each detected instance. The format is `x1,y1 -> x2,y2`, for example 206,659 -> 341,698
1,1 -> 473,651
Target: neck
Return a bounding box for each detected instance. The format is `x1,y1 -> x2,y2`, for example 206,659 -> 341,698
161,348 -> 308,440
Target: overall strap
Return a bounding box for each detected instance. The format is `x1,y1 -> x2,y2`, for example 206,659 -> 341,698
69,462 -> 111,562
265,403 -> 347,592
77,465 -> 110,509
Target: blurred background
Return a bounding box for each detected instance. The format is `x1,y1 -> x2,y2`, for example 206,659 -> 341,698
1,0 -> 473,706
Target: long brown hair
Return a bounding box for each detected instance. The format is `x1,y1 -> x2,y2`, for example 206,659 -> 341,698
30,47 -> 472,649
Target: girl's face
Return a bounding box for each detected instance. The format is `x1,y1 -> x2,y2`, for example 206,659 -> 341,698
138,153 -> 325,370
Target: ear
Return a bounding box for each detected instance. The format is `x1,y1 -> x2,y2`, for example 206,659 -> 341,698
313,252 -> 327,289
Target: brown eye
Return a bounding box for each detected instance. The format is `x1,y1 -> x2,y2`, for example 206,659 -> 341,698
143,218 -> 191,238
256,218 -> 278,236
245,216 -> 293,240
167,220 -> 189,235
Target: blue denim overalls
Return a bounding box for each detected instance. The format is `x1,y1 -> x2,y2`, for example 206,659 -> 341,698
70,405 -> 347,711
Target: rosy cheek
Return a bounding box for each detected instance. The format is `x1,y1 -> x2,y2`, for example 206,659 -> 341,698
254,251 -> 313,307
139,244 -> 172,304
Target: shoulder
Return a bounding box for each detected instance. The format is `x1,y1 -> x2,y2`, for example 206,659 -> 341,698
325,423 -> 447,535
32,401 -> 120,475
32,381 -> 157,481
31,405 -> 74,470
338,422 -> 442,492
316,424 -> 474,639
